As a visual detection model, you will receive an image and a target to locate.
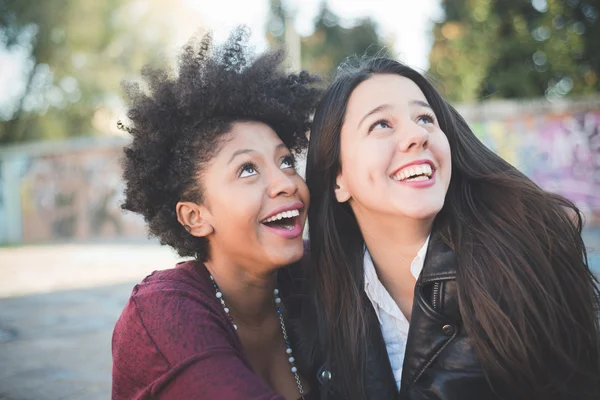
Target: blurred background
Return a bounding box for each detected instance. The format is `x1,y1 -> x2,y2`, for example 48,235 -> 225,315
0,0 -> 599,398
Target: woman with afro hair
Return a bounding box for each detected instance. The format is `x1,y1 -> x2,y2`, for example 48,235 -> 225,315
111,28 -> 322,400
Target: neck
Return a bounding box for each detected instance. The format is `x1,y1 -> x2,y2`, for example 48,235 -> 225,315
204,253 -> 277,326
354,208 -> 433,283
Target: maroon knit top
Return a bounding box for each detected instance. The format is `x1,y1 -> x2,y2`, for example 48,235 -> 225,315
111,260 -> 316,400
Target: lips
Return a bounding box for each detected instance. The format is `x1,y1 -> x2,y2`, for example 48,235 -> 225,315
262,209 -> 300,223
260,201 -> 305,239
261,216 -> 303,239
260,201 -> 304,223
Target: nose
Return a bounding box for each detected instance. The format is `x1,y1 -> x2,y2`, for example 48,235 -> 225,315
398,121 -> 430,152
267,168 -> 298,198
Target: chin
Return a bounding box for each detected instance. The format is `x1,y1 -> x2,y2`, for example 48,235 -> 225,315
268,244 -> 304,268
403,204 -> 444,220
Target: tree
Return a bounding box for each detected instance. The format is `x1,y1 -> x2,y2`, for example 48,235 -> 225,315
0,0 -> 192,144
428,0 -> 600,102
267,0 -> 390,79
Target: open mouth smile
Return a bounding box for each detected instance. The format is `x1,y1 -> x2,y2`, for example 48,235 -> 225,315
390,160 -> 437,187
260,202 -> 304,239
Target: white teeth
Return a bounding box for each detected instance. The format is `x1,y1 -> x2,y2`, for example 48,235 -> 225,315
263,209 -> 300,223
392,163 -> 433,181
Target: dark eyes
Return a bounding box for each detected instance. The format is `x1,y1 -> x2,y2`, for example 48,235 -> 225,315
239,162 -> 258,178
238,155 -> 296,178
368,114 -> 436,133
280,155 -> 296,169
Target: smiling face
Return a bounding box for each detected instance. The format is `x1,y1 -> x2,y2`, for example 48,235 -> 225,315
178,121 -> 310,271
335,73 -> 451,225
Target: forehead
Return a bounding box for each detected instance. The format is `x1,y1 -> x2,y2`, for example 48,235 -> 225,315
220,121 -> 284,152
345,74 -> 427,120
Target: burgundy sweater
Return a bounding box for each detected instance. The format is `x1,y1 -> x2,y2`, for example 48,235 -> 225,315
111,260 -> 312,400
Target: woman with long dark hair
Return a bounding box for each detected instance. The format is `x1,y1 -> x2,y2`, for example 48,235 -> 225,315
301,57 -> 600,400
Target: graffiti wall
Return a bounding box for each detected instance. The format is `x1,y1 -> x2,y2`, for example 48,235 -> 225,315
467,109 -> 600,225
2,139 -> 148,243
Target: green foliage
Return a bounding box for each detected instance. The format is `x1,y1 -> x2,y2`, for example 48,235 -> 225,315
429,0 -> 600,102
0,0 -> 174,144
267,1 -> 390,79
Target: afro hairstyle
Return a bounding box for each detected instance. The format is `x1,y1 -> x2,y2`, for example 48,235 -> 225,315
119,27 -> 323,261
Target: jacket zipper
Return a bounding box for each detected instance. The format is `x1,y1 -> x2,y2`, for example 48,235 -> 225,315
432,282 -> 441,310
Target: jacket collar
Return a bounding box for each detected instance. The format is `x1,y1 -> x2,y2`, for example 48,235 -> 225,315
419,230 -> 457,284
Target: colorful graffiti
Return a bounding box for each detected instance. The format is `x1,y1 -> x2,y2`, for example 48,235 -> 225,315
18,145 -> 147,242
471,111 -> 600,225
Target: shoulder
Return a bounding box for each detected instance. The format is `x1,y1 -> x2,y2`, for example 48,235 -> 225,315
133,260 -> 212,296
127,260 -> 218,311
112,263 -> 284,399
112,261 -> 233,378
127,260 -> 223,325
114,260 -> 234,357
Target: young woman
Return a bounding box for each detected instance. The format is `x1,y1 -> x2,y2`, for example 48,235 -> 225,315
111,29 -> 322,400
301,57 -> 600,400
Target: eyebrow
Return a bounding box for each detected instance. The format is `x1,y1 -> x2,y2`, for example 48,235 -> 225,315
358,104 -> 392,129
357,100 -> 433,129
410,100 -> 432,109
228,149 -> 254,165
227,143 -> 288,165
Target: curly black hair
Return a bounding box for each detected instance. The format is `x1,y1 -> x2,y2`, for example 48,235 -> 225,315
118,28 -> 322,261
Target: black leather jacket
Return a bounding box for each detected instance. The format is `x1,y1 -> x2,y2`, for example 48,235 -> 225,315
292,232 -> 501,400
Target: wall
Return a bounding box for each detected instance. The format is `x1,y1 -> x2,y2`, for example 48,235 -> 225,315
0,137 -> 147,244
458,97 -> 600,225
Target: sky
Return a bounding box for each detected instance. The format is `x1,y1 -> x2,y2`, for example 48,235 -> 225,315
184,0 -> 443,72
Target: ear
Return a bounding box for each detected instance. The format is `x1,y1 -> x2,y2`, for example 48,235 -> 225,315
334,173 -> 351,203
176,201 -> 214,237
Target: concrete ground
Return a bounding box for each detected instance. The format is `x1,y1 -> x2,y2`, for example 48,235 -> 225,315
0,232 -> 599,400
0,242 -> 183,400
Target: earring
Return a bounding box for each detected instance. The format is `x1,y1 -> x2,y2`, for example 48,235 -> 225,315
183,224 -> 191,232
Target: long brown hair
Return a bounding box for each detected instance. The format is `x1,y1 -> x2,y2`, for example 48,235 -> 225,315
305,57 -> 600,400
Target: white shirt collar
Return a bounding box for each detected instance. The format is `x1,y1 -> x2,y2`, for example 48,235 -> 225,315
363,235 -> 430,323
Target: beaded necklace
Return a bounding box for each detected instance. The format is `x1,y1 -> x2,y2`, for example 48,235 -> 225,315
209,275 -> 305,398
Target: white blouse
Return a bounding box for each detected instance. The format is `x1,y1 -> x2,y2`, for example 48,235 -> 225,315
363,236 -> 430,390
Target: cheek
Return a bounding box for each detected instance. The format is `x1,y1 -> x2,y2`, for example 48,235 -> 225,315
432,133 -> 451,164
442,141 -> 452,174
211,189 -> 261,231
341,141 -> 391,187
434,136 -> 452,185
295,176 -> 310,207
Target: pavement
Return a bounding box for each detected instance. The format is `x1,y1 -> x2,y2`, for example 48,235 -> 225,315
0,231 -> 599,400
0,282 -> 139,400
0,242 -> 183,400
